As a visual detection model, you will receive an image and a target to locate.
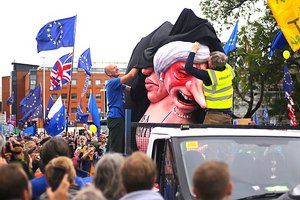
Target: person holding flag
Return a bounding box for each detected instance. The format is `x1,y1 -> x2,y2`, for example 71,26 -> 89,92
105,65 -> 138,153
185,42 -> 235,124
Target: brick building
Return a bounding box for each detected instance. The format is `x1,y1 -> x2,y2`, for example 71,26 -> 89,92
2,62 -> 126,128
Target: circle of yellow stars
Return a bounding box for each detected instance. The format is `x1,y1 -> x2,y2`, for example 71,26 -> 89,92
46,21 -> 63,46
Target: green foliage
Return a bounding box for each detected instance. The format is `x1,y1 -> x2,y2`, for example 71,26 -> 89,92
199,0 -> 299,123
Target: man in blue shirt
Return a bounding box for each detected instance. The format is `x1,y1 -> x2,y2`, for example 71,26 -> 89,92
105,65 -> 138,153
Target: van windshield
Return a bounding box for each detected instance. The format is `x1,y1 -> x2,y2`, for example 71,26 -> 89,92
179,136 -> 300,200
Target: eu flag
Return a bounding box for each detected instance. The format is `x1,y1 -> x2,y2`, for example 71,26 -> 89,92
263,105 -> 269,122
283,63 -> 294,95
81,76 -> 90,98
7,91 -> 14,106
36,16 -> 76,53
88,91 -> 100,131
78,48 -> 92,76
44,96 -> 53,133
48,103 -> 66,137
19,104 -> 43,124
20,84 -> 42,114
268,29 -> 287,58
253,111 -> 260,125
223,21 -> 238,55
76,99 -> 89,124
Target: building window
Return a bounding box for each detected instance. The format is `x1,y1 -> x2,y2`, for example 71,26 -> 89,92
86,93 -> 90,99
61,93 -> 67,99
30,74 -> 36,79
95,94 -> 101,99
30,84 -> 35,90
30,78 -> 36,90
71,80 -> 77,85
30,80 -> 36,85
52,93 -> 58,99
71,93 -> 77,100
71,108 -> 77,113
95,80 -> 101,85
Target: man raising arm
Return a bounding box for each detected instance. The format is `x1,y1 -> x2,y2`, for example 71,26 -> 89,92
105,65 -> 138,153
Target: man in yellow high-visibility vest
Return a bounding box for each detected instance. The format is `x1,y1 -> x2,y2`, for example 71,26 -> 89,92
185,42 -> 235,124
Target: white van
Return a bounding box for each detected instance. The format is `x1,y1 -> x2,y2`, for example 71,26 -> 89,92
147,126 -> 300,200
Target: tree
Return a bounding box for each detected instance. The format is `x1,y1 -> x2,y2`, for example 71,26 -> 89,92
199,0 -> 299,123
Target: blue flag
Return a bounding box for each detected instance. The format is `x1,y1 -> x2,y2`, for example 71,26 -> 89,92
223,21 -> 238,55
76,99 -> 89,124
36,16 -> 76,53
7,91 -> 14,106
78,48 -> 92,76
23,125 -> 36,137
19,104 -> 43,124
268,29 -> 287,58
81,76 -> 90,98
253,111 -> 260,125
44,96 -> 53,132
263,105 -> 269,122
283,63 -> 294,95
88,91 -> 100,132
20,84 -> 42,114
48,103 -> 66,137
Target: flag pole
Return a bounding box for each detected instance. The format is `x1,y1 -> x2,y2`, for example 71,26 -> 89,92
42,57 -> 46,134
66,15 -> 77,134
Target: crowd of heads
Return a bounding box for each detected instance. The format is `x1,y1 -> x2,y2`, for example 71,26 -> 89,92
0,130 -> 170,200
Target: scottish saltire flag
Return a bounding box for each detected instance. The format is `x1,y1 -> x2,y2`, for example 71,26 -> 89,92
253,111 -> 260,125
81,76 -> 90,98
19,104 -> 43,124
268,30 -> 287,58
223,21 -> 238,55
48,103 -> 66,137
76,99 -> 89,124
20,84 -> 42,114
88,91 -> 100,131
50,52 -> 73,91
283,63 -> 294,95
36,16 -> 76,53
78,48 -> 92,76
7,91 -> 14,106
263,105 -> 269,122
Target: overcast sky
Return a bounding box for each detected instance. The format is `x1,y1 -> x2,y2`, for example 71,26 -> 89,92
0,0 -> 230,79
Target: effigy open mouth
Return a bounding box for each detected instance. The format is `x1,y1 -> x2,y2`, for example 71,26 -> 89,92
177,91 -> 196,106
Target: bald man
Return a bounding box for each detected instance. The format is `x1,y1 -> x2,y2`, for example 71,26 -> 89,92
105,65 -> 138,153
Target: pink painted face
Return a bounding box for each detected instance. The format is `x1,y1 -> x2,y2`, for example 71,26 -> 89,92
142,67 -> 169,103
161,61 -> 207,114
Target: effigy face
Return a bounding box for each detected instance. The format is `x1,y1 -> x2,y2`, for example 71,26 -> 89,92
161,61 -> 206,115
142,67 -> 169,104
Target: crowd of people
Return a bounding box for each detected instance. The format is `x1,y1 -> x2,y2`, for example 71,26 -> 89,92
0,131 -> 211,200
1,128 -> 297,200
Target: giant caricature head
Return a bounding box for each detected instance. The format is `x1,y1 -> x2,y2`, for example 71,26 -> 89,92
142,67 -> 169,103
154,41 -> 209,114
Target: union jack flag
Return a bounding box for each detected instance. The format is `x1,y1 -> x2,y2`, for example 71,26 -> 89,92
50,52 -> 73,91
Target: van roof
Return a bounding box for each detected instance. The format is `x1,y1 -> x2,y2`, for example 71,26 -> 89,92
150,127 -> 300,139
